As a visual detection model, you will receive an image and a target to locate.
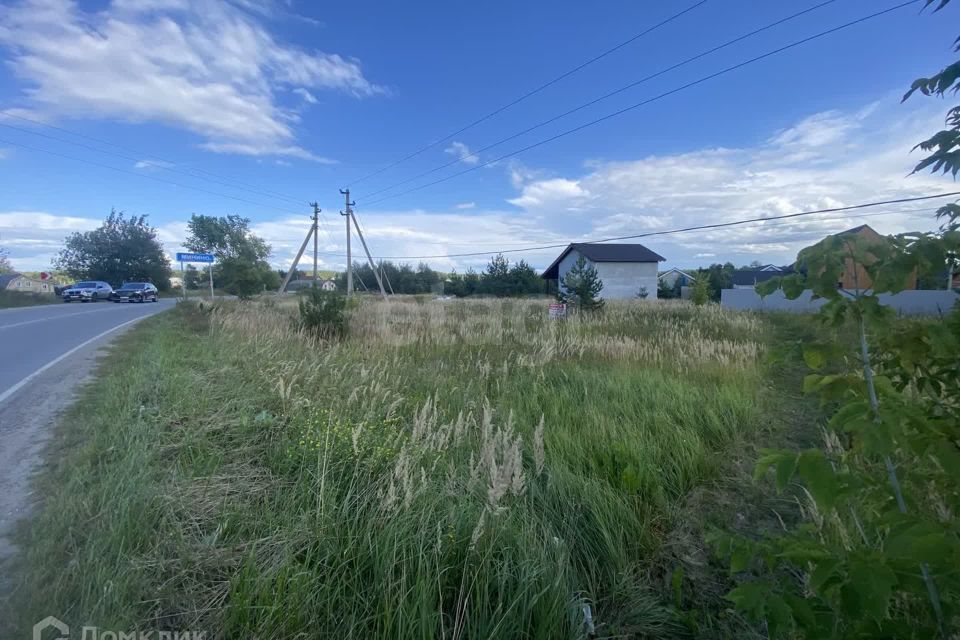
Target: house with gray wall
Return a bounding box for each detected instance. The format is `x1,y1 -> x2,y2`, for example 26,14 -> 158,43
541,243 -> 665,300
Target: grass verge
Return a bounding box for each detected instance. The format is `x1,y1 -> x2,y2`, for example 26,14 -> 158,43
0,290 -> 60,308
4,299 -> 822,638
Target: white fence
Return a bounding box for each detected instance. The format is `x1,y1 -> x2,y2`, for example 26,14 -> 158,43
721,289 -> 960,316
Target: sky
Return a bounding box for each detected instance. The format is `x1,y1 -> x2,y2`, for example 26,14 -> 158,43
0,0 -> 958,275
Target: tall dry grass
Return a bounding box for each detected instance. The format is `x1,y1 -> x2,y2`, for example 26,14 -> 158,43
8,297 -> 768,638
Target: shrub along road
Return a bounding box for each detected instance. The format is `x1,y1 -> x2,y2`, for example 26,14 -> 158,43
0,299 -> 176,583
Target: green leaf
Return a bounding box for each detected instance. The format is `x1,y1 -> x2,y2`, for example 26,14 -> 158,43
802,374 -> 823,394
809,558 -> 842,592
756,277 -> 781,298
797,450 -> 841,511
671,565 -> 684,608
775,454 -> 798,492
781,273 -> 806,299
802,346 -> 828,371
785,594 -> 817,631
848,558 -> 897,622
726,581 -> 768,617
766,594 -> 794,638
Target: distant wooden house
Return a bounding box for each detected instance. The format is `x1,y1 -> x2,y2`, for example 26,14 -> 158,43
831,224 -> 917,291
0,273 -> 57,294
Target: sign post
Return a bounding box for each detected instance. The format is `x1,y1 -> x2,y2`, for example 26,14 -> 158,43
175,252 -> 215,300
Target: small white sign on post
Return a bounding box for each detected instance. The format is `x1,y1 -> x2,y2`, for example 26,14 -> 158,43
548,302 -> 567,319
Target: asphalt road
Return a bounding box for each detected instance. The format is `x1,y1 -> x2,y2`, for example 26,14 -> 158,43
0,298 -> 176,589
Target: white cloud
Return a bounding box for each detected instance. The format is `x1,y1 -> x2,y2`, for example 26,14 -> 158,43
2,97 -> 953,274
0,148 -> 7,160
0,0 -> 382,159
507,178 -> 589,208
444,141 -> 479,165
134,159 -> 175,170
506,98 -> 951,267
293,87 -> 318,104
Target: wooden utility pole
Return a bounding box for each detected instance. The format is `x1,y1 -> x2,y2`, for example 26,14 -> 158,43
340,189 -> 353,295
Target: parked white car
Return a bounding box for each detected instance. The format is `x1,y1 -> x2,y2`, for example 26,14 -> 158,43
62,281 -> 114,302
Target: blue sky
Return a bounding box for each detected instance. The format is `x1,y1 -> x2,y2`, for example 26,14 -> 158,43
0,0 -> 957,274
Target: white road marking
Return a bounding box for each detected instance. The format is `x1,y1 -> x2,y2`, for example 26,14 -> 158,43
0,306 -> 118,330
0,314 -> 153,406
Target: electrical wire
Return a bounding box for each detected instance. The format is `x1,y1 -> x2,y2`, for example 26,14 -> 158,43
0,135 -> 310,216
322,191 -> 960,260
361,0 -> 841,201
344,0 -> 710,188
360,0 -> 921,207
0,112 -> 312,206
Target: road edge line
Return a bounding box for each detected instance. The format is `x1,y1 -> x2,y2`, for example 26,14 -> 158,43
0,314 -> 155,406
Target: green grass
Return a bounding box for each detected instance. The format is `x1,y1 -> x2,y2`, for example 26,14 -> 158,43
3,299 -> 820,638
0,290 -> 60,308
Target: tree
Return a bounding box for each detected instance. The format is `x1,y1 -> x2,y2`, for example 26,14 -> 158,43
690,276 -> 710,306
508,259 -> 546,296
185,214 -> 274,297
55,210 -> 172,289
184,264 -> 200,290
0,246 -> 12,274
482,254 -> 512,296
559,255 -> 604,312
715,7 -> 960,634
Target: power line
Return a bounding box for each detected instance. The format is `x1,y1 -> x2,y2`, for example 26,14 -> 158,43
0,121 -> 311,208
0,135 -> 311,216
361,0 -> 921,207
0,112 -> 312,206
334,191 -> 960,260
361,0 -> 840,201
312,205 -> 943,256
344,0 -> 710,188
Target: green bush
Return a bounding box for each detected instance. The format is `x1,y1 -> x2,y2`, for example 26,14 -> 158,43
690,277 -> 710,306
297,286 -> 347,338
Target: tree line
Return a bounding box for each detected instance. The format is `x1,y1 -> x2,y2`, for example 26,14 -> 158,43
319,254 -> 549,297
52,210 -> 279,298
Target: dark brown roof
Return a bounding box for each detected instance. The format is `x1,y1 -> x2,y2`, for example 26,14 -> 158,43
541,243 -> 665,279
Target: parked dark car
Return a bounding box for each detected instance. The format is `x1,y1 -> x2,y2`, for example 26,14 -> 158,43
62,281 -> 114,302
112,282 -> 159,303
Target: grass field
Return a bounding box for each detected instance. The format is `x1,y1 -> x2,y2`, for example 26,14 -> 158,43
0,290 -> 60,308
4,297 -> 818,638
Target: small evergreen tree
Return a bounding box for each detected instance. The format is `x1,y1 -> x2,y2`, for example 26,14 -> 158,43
298,286 -> 347,338
690,276 -> 710,306
559,255 -> 604,312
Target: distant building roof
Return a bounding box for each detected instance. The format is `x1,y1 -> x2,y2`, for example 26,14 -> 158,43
659,267 -> 694,278
732,270 -> 786,287
0,273 -> 23,288
837,224 -> 876,236
541,243 -> 665,279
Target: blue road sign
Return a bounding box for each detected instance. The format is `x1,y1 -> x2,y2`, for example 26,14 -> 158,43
176,252 -> 215,263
